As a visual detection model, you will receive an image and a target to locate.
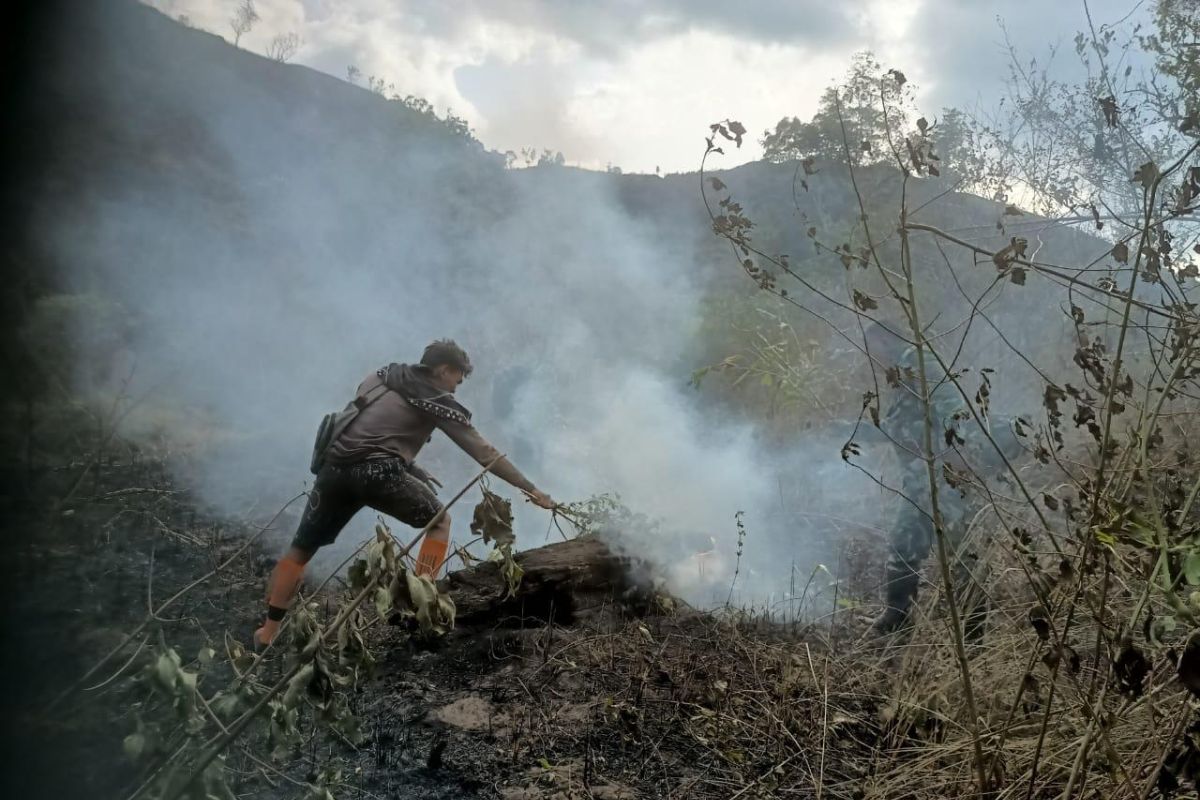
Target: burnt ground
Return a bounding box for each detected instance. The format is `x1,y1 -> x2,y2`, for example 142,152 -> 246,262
11,444 -> 1200,800
0,454 -> 274,800
314,545 -> 887,800
0,450 -> 885,800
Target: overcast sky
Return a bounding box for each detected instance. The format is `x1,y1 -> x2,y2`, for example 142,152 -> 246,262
145,0 -> 1152,174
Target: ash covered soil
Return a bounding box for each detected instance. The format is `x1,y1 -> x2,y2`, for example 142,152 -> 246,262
0,456 -> 276,799
2,455 -> 886,800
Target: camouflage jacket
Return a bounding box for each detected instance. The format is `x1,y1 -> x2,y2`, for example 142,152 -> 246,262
881,348 -> 1016,497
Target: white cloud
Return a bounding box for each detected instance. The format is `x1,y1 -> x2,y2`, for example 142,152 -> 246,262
144,0 -> 1153,173
557,32 -> 847,172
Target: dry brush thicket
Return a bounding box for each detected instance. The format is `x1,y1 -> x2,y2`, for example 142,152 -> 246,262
694,16 -> 1200,795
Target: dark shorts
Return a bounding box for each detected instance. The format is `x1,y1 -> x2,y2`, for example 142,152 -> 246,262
291,457 -> 442,553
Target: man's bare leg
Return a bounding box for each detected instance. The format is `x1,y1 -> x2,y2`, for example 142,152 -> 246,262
254,545 -> 313,645
257,506 -> 448,644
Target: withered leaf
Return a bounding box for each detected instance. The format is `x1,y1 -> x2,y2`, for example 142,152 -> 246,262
1115,639 -> 1149,697
470,488 -> 514,548
1065,645 -> 1081,674
975,374 -> 991,417
839,248 -> 854,270
993,237 -> 1028,271
1132,160 -> 1160,190
942,463 -> 969,496
708,177 -> 726,192
1058,558 -> 1074,580
1029,607 -> 1050,641
1098,95 -> 1119,127
1112,241 -> 1129,264
1044,384 -> 1066,415
852,289 -> 878,311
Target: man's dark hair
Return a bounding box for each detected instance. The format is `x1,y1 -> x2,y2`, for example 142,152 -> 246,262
420,339 -> 473,376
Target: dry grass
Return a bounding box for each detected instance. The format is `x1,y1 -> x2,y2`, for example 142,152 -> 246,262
464,531 -> 1193,800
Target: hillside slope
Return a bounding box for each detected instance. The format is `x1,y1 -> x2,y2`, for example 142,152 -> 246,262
0,5 -> 1160,798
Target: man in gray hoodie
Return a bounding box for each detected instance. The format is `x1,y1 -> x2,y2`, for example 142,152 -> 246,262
255,339 -> 555,645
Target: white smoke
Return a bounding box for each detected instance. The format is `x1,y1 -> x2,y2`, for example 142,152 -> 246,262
34,5 -> 917,609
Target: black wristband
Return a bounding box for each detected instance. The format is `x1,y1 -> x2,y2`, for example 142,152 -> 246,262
267,604 -> 287,621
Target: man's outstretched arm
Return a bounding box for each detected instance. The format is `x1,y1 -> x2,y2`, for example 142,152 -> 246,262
437,417 -> 554,507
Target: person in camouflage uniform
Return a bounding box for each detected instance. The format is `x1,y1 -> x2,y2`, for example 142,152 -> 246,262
865,322 -> 1020,634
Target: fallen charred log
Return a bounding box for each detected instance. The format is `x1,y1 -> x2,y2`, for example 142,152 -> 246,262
441,536 -> 656,627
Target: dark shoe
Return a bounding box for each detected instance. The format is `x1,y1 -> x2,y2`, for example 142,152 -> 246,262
871,604 -> 912,634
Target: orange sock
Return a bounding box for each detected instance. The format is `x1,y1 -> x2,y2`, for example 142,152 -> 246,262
414,537 -> 449,578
